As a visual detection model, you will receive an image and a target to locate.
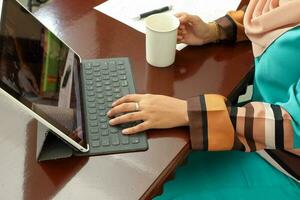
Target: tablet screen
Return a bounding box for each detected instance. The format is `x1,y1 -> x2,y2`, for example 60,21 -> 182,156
0,0 -> 87,150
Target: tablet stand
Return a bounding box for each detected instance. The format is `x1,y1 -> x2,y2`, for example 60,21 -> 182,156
36,122 -> 74,161
35,104 -> 76,161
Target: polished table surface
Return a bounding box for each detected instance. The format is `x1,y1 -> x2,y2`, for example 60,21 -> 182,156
0,0 -> 252,199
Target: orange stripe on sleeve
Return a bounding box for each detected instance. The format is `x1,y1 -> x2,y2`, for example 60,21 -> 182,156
204,94 -> 235,151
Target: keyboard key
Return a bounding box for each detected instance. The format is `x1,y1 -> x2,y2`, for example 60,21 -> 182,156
99,111 -> 106,116
93,63 -> 101,67
96,88 -> 103,93
90,121 -> 98,127
85,63 -> 92,69
105,86 -> 112,91
130,137 -> 140,144
108,61 -> 115,65
100,117 -> 107,123
102,71 -> 109,75
117,65 -> 125,70
103,75 -> 110,80
96,82 -> 102,87
95,77 -> 101,82
88,102 -> 96,108
117,60 -> 124,65
107,97 -> 113,102
112,77 -> 119,82
113,82 -> 120,87
105,91 -> 113,96
121,81 -> 128,87
94,72 -> 101,76
96,94 -> 104,98
110,66 -> 117,72
91,134 -> 100,140
115,94 -> 122,99
121,136 -> 129,145
87,97 -> 95,102
111,72 -> 118,77
93,67 -> 101,72
89,114 -> 97,120
86,86 -> 94,91
111,135 -> 120,146
87,91 -> 95,96
100,124 -> 108,129
86,70 -> 92,75
119,71 -> 126,75
85,75 -> 93,80
88,109 -> 97,114
104,81 -> 110,85
86,80 -> 93,85
110,127 -> 118,133
99,105 -> 105,110
102,65 -> 108,70
97,98 -> 105,104
101,130 -> 109,136
119,75 -> 127,80
89,127 -> 98,134
102,137 -> 110,146
113,88 -> 121,93
92,140 -> 100,147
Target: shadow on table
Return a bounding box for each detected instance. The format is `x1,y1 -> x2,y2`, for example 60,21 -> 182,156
23,119 -> 88,200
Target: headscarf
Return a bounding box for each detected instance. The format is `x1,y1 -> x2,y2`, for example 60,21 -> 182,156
244,0 -> 300,57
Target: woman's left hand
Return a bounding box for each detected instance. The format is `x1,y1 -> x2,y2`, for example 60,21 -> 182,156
107,94 -> 189,135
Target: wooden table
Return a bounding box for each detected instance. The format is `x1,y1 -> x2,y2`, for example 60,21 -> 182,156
0,0 -> 252,199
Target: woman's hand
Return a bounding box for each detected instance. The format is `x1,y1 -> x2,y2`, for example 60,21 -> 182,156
107,94 -> 189,135
176,12 -> 219,45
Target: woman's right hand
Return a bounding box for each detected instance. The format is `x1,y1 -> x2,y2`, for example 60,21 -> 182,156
176,12 -> 219,45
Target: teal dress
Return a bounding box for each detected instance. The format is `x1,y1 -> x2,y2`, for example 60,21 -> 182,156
154,27 -> 300,200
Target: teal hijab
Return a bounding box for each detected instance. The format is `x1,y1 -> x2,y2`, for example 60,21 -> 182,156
154,26 -> 300,200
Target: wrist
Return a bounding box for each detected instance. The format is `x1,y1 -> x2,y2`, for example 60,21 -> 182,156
208,22 -> 221,42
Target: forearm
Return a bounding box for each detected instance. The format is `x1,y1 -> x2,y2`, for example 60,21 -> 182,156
187,94 -> 297,152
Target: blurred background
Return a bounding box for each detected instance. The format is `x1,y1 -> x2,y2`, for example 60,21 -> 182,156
18,0 -> 50,12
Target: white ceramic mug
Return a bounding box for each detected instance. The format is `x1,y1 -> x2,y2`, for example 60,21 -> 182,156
145,13 -> 180,67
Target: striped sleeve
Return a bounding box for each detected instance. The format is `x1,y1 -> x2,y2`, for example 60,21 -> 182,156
187,94 -> 298,152
215,6 -> 248,43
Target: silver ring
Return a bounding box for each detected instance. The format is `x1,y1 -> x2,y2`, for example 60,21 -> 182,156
135,102 -> 140,111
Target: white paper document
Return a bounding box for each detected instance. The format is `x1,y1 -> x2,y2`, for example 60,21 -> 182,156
94,0 -> 241,50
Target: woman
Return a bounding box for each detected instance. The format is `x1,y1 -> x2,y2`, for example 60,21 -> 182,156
108,0 -> 300,198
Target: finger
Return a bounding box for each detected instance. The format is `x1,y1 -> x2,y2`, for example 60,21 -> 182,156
122,122 -> 149,135
177,36 -> 185,43
177,13 -> 188,23
107,102 -> 137,117
179,14 -> 202,26
109,112 -> 144,126
112,94 -> 143,107
174,12 -> 187,18
187,15 -> 204,25
179,25 -> 186,31
177,35 -> 183,40
179,29 -> 187,35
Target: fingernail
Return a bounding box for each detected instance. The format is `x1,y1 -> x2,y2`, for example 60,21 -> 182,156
111,102 -> 116,107
109,119 -> 115,125
122,129 -> 129,134
107,111 -> 111,116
